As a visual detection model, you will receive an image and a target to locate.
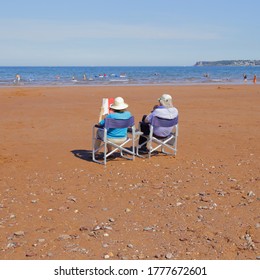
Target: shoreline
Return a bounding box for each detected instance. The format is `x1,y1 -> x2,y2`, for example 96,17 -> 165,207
0,81 -> 257,89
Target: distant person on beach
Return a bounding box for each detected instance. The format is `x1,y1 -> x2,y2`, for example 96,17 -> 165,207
253,74 -> 257,84
94,97 -> 132,152
83,73 -> 87,81
138,93 -> 178,153
14,74 -> 21,83
72,75 -> 77,82
243,74 -> 247,83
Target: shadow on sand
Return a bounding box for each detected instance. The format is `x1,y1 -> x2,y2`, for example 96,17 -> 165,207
71,149 -> 93,162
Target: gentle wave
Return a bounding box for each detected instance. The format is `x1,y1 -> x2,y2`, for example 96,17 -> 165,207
0,66 -> 259,87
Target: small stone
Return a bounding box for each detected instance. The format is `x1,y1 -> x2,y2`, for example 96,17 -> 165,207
117,252 -> 128,260
127,244 -> 134,249
26,251 -> 37,257
93,225 -> 101,231
228,178 -> 237,182
37,238 -> 45,243
7,242 -> 19,248
67,196 -> 77,202
79,226 -> 89,231
247,191 -> 255,197
165,253 -> 173,259
138,254 -> 145,259
88,232 -> 96,238
143,226 -> 154,231
197,215 -> 204,222
14,231 -> 25,237
125,208 -> 131,213
198,206 -> 209,210
58,234 -> 72,240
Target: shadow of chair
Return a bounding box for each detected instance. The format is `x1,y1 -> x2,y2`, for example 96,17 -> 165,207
71,149 -> 93,162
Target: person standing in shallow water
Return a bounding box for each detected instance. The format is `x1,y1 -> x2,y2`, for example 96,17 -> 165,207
15,74 -> 21,83
243,73 -> 247,83
253,74 -> 257,84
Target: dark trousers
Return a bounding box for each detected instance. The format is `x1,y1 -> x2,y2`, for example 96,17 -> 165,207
139,115 -> 150,148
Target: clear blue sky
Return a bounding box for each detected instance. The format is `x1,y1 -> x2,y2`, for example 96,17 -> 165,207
0,0 -> 259,66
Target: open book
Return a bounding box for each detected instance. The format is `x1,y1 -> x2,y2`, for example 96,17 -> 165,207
102,98 -> 114,115
99,98 -> 114,122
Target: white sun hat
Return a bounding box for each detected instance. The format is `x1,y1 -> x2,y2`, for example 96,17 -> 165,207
110,97 -> 128,110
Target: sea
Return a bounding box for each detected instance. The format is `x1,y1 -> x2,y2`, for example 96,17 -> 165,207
0,66 -> 259,87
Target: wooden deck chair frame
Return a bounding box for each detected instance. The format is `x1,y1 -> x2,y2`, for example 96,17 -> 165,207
137,116 -> 178,158
92,116 -> 136,165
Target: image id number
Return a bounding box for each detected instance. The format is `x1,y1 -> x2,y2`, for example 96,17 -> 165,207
148,266 -> 207,276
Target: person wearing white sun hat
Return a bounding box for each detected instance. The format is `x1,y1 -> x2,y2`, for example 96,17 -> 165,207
94,97 -> 132,151
138,93 -> 178,153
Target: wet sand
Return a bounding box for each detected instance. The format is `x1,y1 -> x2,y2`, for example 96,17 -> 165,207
0,85 -> 259,259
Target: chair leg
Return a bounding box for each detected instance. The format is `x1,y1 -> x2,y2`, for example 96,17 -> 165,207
92,124 -> 139,164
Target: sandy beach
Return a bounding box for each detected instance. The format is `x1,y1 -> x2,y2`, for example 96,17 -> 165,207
0,84 -> 259,260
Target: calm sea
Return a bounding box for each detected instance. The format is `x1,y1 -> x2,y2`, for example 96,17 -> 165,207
0,66 -> 259,87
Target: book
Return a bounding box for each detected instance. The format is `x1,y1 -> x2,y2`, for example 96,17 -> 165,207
99,98 -> 114,122
102,98 -> 114,115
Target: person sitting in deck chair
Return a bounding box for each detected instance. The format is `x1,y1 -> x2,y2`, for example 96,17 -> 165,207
94,97 -> 132,152
138,93 -> 178,153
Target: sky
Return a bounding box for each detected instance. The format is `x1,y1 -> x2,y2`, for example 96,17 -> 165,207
0,0 -> 259,66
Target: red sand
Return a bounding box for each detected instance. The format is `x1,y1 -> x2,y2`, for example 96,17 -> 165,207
0,85 -> 259,259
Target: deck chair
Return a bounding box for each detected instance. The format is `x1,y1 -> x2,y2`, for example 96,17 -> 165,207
136,116 -> 178,158
92,116 -> 136,165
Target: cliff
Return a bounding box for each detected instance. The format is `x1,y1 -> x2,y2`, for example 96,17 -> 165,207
194,60 -> 260,66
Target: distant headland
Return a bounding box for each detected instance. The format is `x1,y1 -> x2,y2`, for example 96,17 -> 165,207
194,60 -> 260,66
